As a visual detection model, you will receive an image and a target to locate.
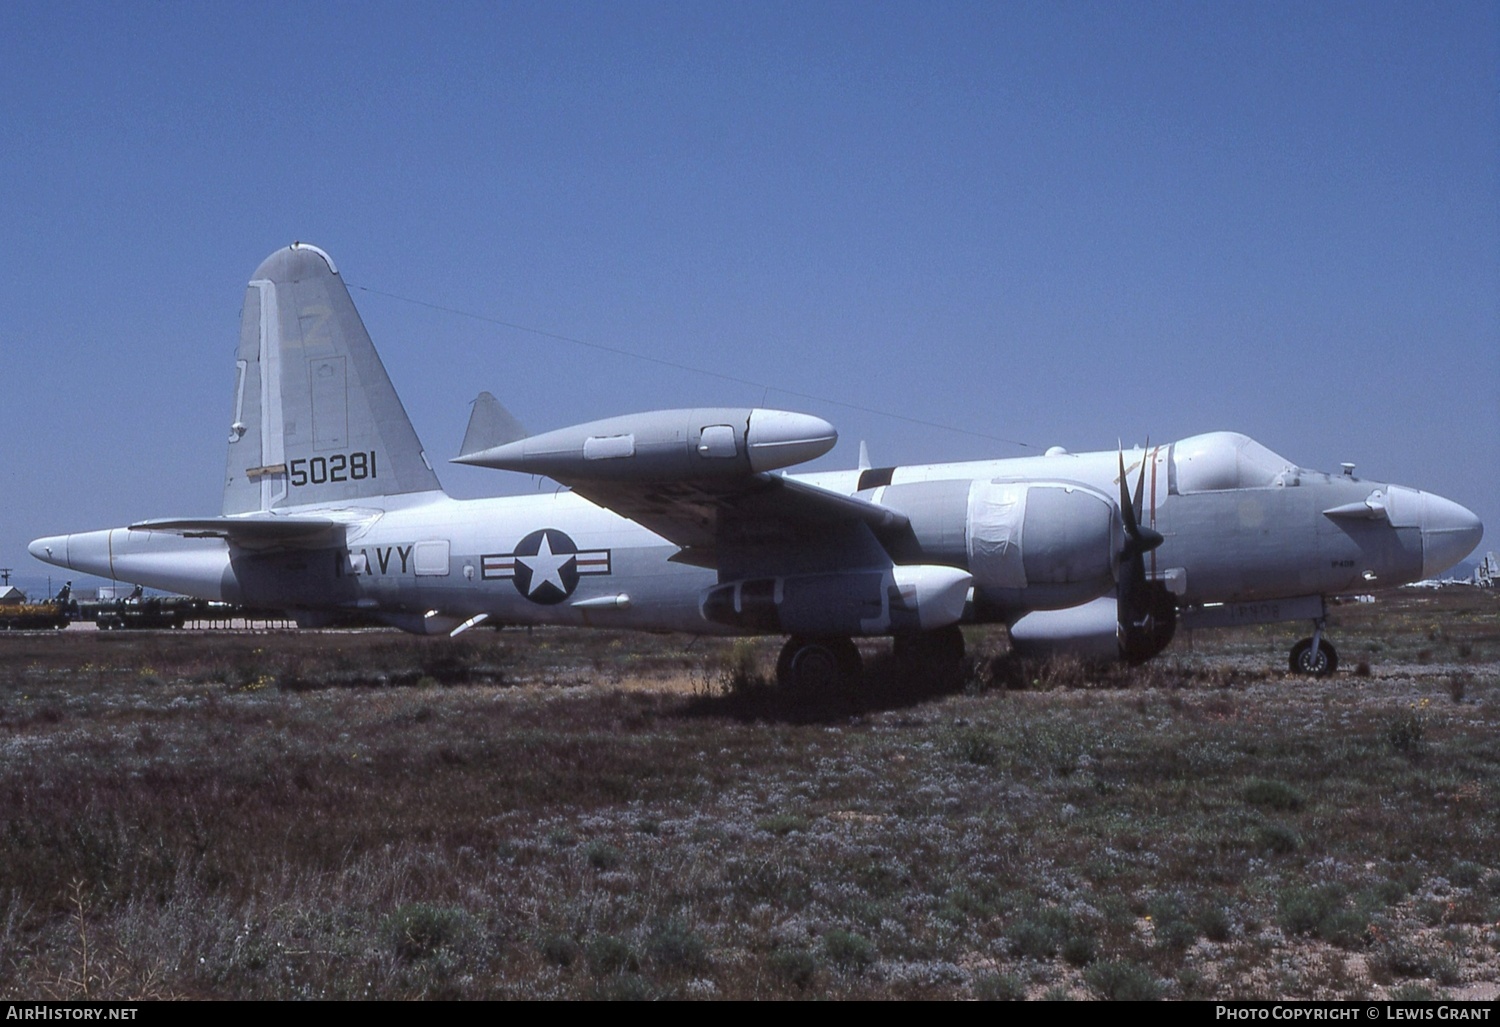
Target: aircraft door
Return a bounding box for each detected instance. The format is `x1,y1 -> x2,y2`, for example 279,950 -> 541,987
413,540 -> 451,576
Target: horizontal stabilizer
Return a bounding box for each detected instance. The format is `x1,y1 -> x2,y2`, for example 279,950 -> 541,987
129,515 -> 345,547
459,392 -> 529,458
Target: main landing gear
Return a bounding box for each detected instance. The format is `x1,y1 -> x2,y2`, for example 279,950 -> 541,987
776,636 -> 861,691
1289,619 -> 1338,677
774,625 -> 968,691
892,623 -> 966,681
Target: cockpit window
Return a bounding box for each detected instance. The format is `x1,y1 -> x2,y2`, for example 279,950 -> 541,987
1172,432 -> 1299,493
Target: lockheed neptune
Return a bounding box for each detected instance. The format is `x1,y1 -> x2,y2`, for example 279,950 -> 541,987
30,244 -> 1483,687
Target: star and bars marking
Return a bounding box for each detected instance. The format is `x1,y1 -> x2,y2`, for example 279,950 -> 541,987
480,528 -> 611,605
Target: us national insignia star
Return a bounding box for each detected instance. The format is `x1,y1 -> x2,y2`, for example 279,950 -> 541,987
479,529 -> 612,604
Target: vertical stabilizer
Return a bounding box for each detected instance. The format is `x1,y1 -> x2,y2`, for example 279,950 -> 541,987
458,391 -> 529,458
223,243 -> 443,514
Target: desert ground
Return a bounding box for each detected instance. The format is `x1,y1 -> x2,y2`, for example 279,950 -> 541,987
1,587 -> 1497,1000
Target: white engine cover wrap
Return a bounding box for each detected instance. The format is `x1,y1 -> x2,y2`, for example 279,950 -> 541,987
967,481 -> 1027,587
967,481 -> 1115,589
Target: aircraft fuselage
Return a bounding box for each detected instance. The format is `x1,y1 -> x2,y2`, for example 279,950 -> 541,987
31,432 -> 1474,637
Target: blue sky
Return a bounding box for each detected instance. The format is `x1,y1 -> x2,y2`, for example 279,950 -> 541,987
2,1 -> 1495,591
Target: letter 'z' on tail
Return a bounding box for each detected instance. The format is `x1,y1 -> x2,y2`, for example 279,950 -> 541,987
223,243 -> 443,514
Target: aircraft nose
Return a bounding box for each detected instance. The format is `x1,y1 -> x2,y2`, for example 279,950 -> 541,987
1419,493 -> 1483,579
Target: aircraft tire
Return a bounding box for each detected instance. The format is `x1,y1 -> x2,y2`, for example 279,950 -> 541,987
777,636 -> 860,692
1289,637 -> 1338,677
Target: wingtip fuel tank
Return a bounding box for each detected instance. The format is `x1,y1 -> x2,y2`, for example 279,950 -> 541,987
453,408 -> 836,481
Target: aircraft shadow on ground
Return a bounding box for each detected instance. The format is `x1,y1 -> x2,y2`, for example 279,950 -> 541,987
673,650 -> 1059,725
674,647 -> 1193,725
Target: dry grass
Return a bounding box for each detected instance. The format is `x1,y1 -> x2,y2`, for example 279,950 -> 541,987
0,588 -> 1497,999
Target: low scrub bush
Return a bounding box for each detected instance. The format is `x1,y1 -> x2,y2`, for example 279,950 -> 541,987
1085,959 -> 1161,1000
381,903 -> 478,963
768,948 -> 817,990
822,928 -> 875,971
1385,704 -> 1427,753
646,920 -> 709,973
1242,778 -> 1306,811
586,934 -> 639,976
1277,885 -> 1366,947
973,971 -> 1027,1000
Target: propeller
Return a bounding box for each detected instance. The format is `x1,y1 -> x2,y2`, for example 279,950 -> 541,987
1116,447 -> 1175,664
1118,448 -> 1164,563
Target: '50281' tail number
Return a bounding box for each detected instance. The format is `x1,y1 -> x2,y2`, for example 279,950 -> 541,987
289,451 -> 377,487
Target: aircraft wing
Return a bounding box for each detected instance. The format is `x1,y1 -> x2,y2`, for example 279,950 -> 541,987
567,473 -> 909,561
454,405 -> 910,568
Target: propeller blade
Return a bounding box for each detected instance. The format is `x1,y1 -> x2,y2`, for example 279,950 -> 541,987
1118,448 -> 1164,560
1132,443 -> 1148,522
1117,450 -> 1138,536
1116,443 -> 1176,664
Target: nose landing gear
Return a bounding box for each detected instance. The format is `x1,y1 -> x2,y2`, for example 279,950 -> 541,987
1289,619 -> 1338,676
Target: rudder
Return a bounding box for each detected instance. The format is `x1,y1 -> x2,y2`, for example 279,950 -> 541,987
223,243 -> 443,514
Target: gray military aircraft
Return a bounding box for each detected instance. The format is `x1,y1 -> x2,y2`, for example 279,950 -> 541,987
30,244 -> 1483,685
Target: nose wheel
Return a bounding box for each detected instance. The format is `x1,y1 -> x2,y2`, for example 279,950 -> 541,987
1289,632 -> 1338,677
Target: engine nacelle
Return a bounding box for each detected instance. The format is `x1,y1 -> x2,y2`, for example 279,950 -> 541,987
1008,596 -> 1122,661
1009,589 -> 1178,664
872,479 -> 1119,612
701,564 -> 972,636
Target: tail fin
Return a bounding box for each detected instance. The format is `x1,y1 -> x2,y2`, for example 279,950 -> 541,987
222,243 -> 443,514
458,391 -> 528,459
